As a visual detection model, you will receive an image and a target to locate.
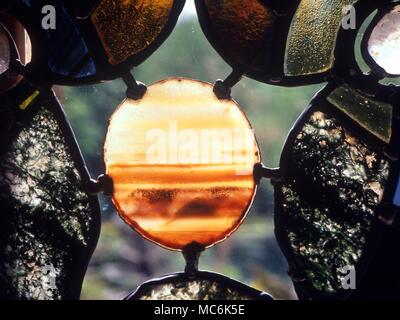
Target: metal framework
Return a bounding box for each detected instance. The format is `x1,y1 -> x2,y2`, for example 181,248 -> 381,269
1,0 -> 400,300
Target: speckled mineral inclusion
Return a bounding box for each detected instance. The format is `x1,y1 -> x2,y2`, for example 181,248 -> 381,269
104,78 -> 260,251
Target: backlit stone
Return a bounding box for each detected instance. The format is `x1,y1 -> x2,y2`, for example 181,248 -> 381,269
104,78 -> 260,250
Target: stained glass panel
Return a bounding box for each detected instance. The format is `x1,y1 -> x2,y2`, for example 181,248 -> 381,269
2,0 -> 399,301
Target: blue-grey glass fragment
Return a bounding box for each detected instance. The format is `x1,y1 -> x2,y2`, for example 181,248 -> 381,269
21,0 -> 96,78
393,177 -> 400,207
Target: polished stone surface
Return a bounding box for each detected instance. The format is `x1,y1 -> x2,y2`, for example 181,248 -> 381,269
104,78 -> 260,250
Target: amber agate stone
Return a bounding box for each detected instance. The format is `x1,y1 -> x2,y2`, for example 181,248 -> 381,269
104,78 -> 260,250
91,0 -> 174,65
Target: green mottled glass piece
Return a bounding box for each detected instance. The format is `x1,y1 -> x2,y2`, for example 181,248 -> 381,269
0,95 -> 98,299
327,84 -> 392,143
285,0 -> 358,76
137,280 -> 255,300
277,111 -> 389,294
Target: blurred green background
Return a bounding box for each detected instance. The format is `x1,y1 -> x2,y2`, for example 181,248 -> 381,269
58,3 -> 323,300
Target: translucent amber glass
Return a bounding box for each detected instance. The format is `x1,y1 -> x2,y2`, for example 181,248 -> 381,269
204,0 -> 275,72
104,78 -> 260,250
368,5 -> 400,75
91,0 -> 174,65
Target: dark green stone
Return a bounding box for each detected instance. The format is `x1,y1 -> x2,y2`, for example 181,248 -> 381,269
0,91 -> 99,300
277,111 -> 389,294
